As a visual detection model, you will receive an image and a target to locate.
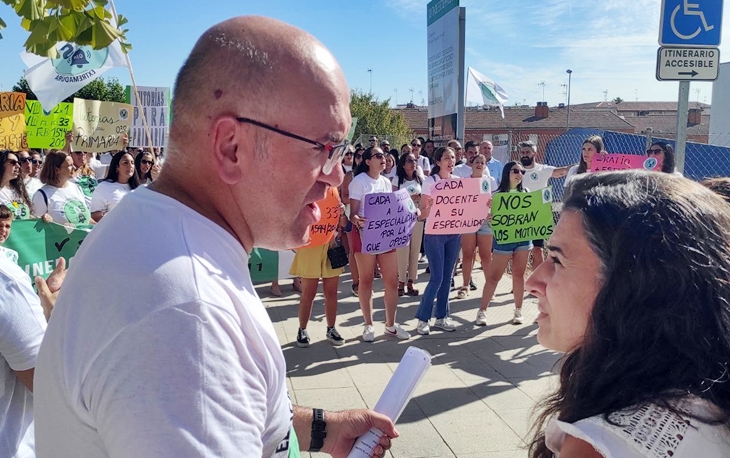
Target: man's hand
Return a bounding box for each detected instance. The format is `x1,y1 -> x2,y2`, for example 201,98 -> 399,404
322,409 -> 398,458
35,257 -> 66,321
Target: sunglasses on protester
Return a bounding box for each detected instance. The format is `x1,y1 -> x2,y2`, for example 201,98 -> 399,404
19,157 -> 40,165
370,153 -> 386,159
405,158 -> 417,164
511,169 -> 526,175
5,159 -> 19,167
646,148 -> 665,155
140,160 -> 155,166
411,143 -> 421,147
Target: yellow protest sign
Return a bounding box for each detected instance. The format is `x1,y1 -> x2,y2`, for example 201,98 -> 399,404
0,92 -> 29,151
72,98 -> 132,152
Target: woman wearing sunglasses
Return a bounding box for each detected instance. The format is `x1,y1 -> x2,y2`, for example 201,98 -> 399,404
0,151 -> 34,220
135,151 -> 161,185
17,150 -> 43,198
646,141 -> 682,175
341,147 -> 363,295
349,147 -> 410,342
392,151 -> 425,297
90,151 -> 140,223
476,161 -> 532,326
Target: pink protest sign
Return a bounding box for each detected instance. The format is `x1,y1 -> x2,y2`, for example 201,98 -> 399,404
591,154 -> 663,172
424,177 -> 491,235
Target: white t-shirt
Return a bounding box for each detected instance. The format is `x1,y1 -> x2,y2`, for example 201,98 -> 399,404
421,173 -> 459,197
452,163 -> 473,178
348,173 -> 393,217
0,187 -> 31,220
564,164 -> 580,188
33,186 -> 294,458
391,174 -> 423,196
23,177 -> 42,199
89,157 -> 108,181
32,183 -> 91,227
546,398 -> 730,457
523,162 -> 555,191
0,256 -> 47,458
382,168 -> 397,180
418,155 -> 431,175
90,181 -> 132,214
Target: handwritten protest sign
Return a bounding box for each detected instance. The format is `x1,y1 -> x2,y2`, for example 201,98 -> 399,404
298,188 -> 341,249
25,100 -> 73,149
248,248 -> 295,283
425,177 -> 490,235
0,92 -> 28,151
72,98 -> 132,152
362,189 -> 417,254
591,154 -> 663,172
125,86 -> 170,147
491,187 -> 554,244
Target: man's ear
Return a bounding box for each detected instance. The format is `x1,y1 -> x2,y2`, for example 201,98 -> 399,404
210,116 -> 248,185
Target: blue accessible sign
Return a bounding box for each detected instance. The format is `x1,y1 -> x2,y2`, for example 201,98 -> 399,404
659,0 -> 723,46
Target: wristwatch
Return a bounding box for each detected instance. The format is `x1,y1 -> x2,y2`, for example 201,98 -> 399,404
309,408 -> 327,452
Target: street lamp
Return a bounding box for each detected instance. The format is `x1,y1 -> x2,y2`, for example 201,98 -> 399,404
566,69 -> 572,130
367,69 -> 373,94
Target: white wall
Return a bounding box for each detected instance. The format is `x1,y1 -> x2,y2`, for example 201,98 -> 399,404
710,62 -> 730,147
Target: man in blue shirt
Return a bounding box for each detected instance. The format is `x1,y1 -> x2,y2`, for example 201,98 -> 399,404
480,140 -> 503,185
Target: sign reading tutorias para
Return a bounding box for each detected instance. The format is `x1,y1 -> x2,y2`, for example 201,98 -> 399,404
125,85 -> 170,147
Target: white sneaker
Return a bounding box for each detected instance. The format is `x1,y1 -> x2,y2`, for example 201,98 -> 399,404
362,325 -> 375,342
433,317 -> 456,332
475,309 -> 488,326
416,320 -> 431,335
385,323 -> 411,340
512,309 -> 524,325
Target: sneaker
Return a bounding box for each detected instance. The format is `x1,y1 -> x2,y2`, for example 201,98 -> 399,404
469,277 -> 478,291
385,323 -> 411,340
475,309 -> 488,326
450,278 -> 455,290
416,320 -> 431,335
362,325 -> 375,342
326,327 -> 344,346
433,317 -> 456,332
425,266 -> 430,274
512,309 -> 524,325
296,328 -> 310,348
419,254 -> 426,262
351,283 -> 359,296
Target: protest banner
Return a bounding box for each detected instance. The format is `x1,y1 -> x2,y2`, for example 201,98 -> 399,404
25,100 -> 73,149
248,248 -> 295,283
298,188 -> 341,249
490,187 -> 554,244
72,98 -> 133,152
0,92 -> 28,151
424,177 -> 490,235
125,85 -> 170,147
591,154 -> 663,172
3,219 -> 90,279
362,189 -> 418,254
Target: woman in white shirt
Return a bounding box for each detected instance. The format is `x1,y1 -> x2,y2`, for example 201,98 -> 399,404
525,171 -> 730,458
382,150 -> 398,180
392,152 -> 424,297
91,151 -> 139,222
0,151 -> 33,220
564,135 -> 604,188
349,147 -> 410,342
134,151 -> 161,185
33,150 -> 92,227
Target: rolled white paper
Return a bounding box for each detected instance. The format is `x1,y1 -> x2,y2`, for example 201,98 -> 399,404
345,346 -> 432,458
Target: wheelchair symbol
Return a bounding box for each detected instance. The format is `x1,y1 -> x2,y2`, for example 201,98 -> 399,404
671,0 -> 714,40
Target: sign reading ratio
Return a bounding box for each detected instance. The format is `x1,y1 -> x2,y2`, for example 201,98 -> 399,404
656,46 -> 720,81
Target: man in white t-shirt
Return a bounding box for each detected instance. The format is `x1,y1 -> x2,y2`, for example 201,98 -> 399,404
518,140 -> 573,270
34,16 -> 396,458
448,139 -> 464,165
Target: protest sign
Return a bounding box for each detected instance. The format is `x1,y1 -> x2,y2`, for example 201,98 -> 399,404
490,187 -> 554,244
3,219 -> 90,279
72,98 -> 133,152
0,92 -> 28,151
591,154 -> 663,172
362,189 -> 418,254
25,100 -> 73,149
424,177 -> 490,235
125,86 -> 170,147
248,248 -> 295,283
299,188 -> 341,249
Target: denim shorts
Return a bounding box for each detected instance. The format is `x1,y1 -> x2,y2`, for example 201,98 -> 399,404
492,238 -> 533,255
476,218 -> 493,236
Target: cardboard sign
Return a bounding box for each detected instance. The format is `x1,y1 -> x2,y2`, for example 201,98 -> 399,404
25,100 -> 73,149
591,154 -> 663,172
0,92 -> 28,151
248,248 -> 295,283
299,188 -> 341,249
491,187 -> 554,244
72,98 -> 133,152
125,86 -> 170,147
424,177 -> 490,235
362,189 -> 418,254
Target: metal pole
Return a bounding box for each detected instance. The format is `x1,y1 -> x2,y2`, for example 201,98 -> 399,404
645,127 -> 654,152
367,69 -> 372,94
566,69 -> 572,131
675,81 -> 690,174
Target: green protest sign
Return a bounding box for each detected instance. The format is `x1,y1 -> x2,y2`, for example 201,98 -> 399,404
248,248 -> 295,283
490,187 -> 554,244
3,219 -> 90,279
25,100 -> 73,149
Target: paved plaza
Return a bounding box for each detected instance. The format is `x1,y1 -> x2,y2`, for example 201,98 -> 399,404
257,261 -> 561,458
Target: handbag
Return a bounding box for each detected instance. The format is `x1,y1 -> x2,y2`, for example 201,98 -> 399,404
327,237 -> 349,269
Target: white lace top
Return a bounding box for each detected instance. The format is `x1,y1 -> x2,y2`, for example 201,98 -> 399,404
545,398 -> 730,458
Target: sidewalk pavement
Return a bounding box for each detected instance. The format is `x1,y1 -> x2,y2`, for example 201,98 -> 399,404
257,260 -> 560,458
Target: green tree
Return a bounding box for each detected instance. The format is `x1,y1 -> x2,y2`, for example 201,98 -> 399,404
350,91 -> 412,147
12,75 -> 126,102
0,0 -> 130,56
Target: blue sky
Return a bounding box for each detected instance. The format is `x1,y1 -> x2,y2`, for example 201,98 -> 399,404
0,0 -> 728,107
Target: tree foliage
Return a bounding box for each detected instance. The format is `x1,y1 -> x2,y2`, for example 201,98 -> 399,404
350,91 -> 413,147
12,75 -> 126,102
0,0 -> 130,56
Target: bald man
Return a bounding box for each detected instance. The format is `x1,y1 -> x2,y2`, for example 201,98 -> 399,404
33,17 -> 396,458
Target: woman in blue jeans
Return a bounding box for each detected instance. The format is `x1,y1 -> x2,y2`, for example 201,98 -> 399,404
414,146 -> 460,335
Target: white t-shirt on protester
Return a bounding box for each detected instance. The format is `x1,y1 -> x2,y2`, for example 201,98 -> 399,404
564,164 -> 580,188
0,256 -> 47,458
421,173 -> 459,197
418,155 -> 430,174
90,181 -> 132,214
523,162 -> 555,191
382,168 -> 397,180
33,186 -> 295,458
23,177 -> 42,199
348,172 -> 393,217
452,163 -> 474,178
32,182 -> 91,226
391,174 -> 423,196
0,187 -> 31,220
